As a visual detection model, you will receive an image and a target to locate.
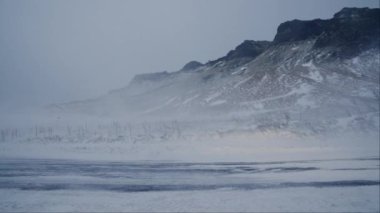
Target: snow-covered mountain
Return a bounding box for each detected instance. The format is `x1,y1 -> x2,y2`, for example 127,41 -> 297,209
50,7 -> 380,134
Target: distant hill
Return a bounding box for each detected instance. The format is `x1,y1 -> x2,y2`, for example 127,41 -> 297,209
50,7 -> 380,134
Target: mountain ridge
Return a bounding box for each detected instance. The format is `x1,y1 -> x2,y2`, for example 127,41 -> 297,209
49,7 -> 380,134
125,7 -> 379,86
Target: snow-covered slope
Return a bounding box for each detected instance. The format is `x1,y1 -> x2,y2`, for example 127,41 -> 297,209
51,7 -> 380,134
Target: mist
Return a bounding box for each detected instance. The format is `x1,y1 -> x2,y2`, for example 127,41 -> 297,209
0,0 -> 378,110
0,1 -> 379,212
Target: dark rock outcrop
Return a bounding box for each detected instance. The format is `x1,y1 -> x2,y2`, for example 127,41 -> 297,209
273,19 -> 326,43
208,40 -> 271,65
274,7 -> 380,58
181,61 -> 203,71
314,7 -> 380,57
224,40 -> 271,60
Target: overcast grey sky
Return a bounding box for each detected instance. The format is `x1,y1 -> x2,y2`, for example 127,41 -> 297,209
0,0 -> 379,110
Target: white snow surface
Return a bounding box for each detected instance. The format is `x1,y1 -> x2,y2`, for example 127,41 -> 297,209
1,186 -> 378,212
0,133 -> 379,212
0,39 -> 379,212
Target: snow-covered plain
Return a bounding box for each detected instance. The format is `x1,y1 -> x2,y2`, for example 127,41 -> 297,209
0,157 -> 378,212
0,118 -> 379,212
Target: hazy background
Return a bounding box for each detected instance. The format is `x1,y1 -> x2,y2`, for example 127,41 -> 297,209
0,0 -> 379,110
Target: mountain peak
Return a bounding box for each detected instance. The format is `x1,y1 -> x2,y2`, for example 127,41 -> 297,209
273,19 -> 325,43
181,61 -> 203,72
225,40 -> 271,59
208,40 -> 271,65
274,7 -> 379,58
333,7 -> 379,19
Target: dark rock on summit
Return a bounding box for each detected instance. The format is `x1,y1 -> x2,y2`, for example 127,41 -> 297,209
333,7 -> 379,19
314,7 -> 380,57
208,40 -> 271,65
274,7 -> 380,58
273,19 -> 326,43
181,61 -> 203,71
224,40 -> 271,60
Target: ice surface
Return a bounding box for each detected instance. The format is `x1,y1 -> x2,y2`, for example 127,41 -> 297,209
0,157 -> 378,212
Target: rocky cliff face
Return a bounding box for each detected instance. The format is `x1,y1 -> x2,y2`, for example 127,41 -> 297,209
207,40 -> 271,65
52,8 -> 380,134
274,7 -> 380,58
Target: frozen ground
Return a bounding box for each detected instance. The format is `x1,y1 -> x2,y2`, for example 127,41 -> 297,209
0,123 -> 379,212
0,157 -> 379,212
